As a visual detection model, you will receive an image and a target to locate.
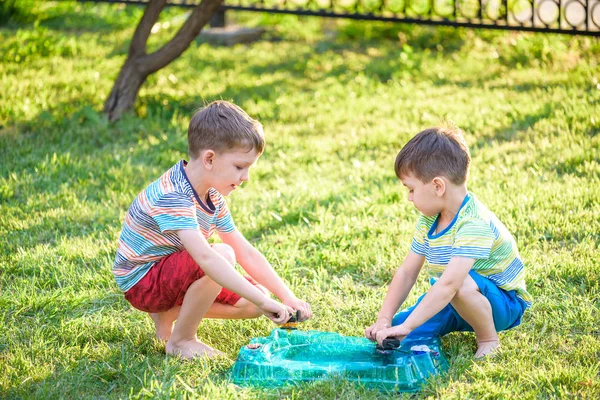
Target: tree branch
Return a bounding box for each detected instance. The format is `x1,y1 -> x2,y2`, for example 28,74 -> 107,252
140,0 -> 224,74
129,0 -> 168,58
104,0 -> 225,121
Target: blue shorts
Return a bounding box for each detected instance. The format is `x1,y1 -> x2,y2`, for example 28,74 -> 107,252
392,271 -> 527,339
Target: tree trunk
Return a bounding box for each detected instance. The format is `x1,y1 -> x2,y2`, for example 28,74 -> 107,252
103,58 -> 148,121
103,0 -> 224,122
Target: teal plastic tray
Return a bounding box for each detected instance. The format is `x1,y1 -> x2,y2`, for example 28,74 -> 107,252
231,329 -> 448,391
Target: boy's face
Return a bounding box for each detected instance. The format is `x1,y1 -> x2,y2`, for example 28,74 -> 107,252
209,147 -> 260,196
400,174 -> 443,217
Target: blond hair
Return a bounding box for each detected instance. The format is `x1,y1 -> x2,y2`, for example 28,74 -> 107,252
188,101 -> 264,158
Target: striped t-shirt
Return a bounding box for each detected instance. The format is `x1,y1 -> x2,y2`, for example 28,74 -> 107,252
113,160 -> 236,292
410,193 -> 532,307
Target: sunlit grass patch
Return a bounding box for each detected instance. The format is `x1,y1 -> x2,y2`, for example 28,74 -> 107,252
1,2 -> 599,398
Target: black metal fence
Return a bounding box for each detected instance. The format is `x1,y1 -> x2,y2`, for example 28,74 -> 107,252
80,0 -> 600,36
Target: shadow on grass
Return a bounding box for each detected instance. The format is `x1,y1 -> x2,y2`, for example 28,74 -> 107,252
0,89 -> 561,256
2,204 -> 115,259
545,151 -> 600,179
1,292 -> 236,398
3,344 -> 180,399
38,2 -> 144,34
138,76 -> 292,125
239,39 -> 427,86
470,102 -> 555,150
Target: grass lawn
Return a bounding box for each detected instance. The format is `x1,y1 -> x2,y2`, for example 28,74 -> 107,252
1,1 -> 599,398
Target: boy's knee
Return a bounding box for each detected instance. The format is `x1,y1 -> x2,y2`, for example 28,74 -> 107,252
212,243 -> 236,265
453,275 -> 480,301
246,304 -> 263,319
237,299 -> 263,319
198,275 -> 222,291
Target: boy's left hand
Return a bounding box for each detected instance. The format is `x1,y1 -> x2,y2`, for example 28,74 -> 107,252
282,296 -> 312,322
375,324 -> 412,346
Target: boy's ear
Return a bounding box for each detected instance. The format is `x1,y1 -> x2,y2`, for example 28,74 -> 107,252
201,150 -> 216,170
432,177 -> 446,196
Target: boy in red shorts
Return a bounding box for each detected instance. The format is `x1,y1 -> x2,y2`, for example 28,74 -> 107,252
113,101 -> 312,359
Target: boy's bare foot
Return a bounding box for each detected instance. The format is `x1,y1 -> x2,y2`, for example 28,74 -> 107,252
475,339 -> 500,359
166,338 -> 224,360
150,313 -> 174,342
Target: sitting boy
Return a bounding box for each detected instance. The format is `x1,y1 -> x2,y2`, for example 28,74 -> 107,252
365,126 -> 531,358
113,101 -> 312,359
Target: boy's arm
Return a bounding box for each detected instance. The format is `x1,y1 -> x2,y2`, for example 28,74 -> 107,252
365,251 -> 424,340
219,230 -> 312,321
374,256 -> 475,344
178,229 -> 292,324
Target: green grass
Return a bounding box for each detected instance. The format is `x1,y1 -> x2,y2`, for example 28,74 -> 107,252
1,1 -> 599,398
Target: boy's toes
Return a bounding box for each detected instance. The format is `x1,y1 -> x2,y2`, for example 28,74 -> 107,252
209,347 -> 226,358
166,339 -> 223,360
474,340 -> 500,359
154,324 -> 173,342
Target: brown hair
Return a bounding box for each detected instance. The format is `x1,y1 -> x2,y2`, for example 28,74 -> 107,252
188,101 -> 265,158
394,125 -> 471,185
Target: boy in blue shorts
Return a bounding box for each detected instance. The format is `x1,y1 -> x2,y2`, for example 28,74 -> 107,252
114,101 -> 312,359
365,126 -> 531,358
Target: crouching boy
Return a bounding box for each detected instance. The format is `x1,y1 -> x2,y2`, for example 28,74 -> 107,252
365,126 -> 531,358
114,101 -> 312,359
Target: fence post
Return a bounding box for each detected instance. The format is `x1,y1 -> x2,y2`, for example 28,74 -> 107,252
210,7 -> 226,28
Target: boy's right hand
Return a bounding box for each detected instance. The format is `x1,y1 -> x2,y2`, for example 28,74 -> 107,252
365,318 -> 392,341
258,297 -> 295,325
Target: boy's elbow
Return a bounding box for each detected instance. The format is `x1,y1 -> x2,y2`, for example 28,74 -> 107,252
438,278 -> 462,294
190,247 -> 217,268
397,265 -> 419,282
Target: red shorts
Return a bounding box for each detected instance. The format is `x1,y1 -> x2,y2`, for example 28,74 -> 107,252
124,250 -> 258,313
